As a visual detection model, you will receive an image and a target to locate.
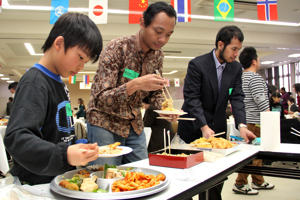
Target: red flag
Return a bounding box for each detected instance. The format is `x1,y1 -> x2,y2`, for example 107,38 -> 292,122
129,0 -> 148,24
257,0 -> 278,21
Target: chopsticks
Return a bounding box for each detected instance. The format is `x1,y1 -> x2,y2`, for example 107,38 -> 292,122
213,132 -> 226,137
156,117 -> 196,121
163,129 -> 171,155
290,127 -> 300,137
155,70 -> 173,101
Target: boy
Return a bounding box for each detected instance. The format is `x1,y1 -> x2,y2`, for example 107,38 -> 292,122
4,12 -> 103,184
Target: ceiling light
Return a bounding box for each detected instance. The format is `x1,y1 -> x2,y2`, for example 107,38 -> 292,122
261,61 -> 275,64
24,43 -> 44,56
162,70 -> 178,75
1,78 -> 10,80
288,54 -> 300,57
7,81 -> 14,83
0,74 -> 4,76
165,56 -> 195,59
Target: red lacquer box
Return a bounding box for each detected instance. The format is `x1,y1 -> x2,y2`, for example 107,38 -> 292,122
148,149 -> 204,169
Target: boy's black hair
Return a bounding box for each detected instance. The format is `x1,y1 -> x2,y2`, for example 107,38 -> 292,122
42,12 -> 103,63
215,26 -> 244,49
272,91 -> 281,98
143,2 -> 177,27
239,47 -> 258,69
268,84 -> 278,94
9,97 -> 13,101
280,87 -> 286,92
8,82 -> 18,90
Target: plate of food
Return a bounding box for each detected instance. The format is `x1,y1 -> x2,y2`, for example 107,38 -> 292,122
50,166 -> 170,199
154,110 -> 187,115
98,142 -> 132,157
190,137 -> 240,156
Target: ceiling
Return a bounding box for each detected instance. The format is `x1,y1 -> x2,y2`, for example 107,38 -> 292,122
0,0 -> 299,84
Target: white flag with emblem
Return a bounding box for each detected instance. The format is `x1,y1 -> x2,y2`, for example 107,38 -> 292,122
89,0 -> 108,24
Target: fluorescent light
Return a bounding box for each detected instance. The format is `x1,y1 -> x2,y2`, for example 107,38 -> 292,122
288,54 -> 300,58
2,5 -> 299,27
162,70 -> 178,75
24,43 -> 44,56
0,74 -> 4,76
7,81 -> 14,83
261,61 -> 275,64
165,56 -> 195,59
1,78 -> 10,80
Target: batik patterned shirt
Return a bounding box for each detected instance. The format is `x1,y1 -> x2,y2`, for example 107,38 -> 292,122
87,31 -> 165,138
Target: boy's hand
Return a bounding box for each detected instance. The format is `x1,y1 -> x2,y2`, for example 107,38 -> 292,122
67,143 -> 99,166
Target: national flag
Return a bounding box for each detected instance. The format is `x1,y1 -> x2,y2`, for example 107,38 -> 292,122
165,79 -> 170,87
174,78 -> 180,87
83,75 -> 90,85
129,0 -> 148,24
257,0 -> 278,21
0,0 -> 2,13
50,0 -> 69,24
69,75 -> 76,84
214,0 -> 234,21
171,0 -> 191,22
89,0 -> 108,24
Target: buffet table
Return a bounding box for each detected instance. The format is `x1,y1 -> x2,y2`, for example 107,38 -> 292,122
2,143 -> 299,200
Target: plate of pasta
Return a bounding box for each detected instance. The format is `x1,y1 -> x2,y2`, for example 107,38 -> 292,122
50,166 -> 170,199
98,142 -> 132,157
154,110 -> 187,115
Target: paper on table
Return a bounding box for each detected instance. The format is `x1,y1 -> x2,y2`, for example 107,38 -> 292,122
260,112 -> 281,151
0,136 -> 9,174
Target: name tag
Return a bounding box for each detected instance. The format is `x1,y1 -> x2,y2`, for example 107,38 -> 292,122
123,68 -> 139,80
65,103 -> 73,117
229,88 -> 233,95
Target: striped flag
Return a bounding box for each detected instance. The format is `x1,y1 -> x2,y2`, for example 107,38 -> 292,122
171,0 -> 191,22
50,0 -> 69,24
83,75 -> 90,85
257,0 -> 278,21
165,79 -> 170,87
69,75 -> 76,84
89,0 -> 108,24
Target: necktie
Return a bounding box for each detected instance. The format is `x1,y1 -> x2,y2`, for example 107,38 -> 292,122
217,65 -> 224,91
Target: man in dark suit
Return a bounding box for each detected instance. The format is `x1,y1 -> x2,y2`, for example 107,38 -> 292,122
178,26 -> 256,200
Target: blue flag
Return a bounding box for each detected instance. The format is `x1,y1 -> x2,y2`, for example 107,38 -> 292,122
50,0 -> 69,24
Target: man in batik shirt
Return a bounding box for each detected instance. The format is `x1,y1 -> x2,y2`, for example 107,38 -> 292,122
86,2 -> 177,165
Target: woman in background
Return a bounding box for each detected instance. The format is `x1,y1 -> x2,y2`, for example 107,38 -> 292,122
269,92 -> 285,119
287,96 -> 299,114
75,98 -> 86,119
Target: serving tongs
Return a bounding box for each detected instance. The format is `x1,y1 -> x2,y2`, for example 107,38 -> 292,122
291,127 -> 300,138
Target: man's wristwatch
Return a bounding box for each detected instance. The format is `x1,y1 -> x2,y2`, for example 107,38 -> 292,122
238,123 -> 247,131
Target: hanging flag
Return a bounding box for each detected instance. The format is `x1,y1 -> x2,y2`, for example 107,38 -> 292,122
129,0 -> 148,24
257,0 -> 278,21
165,79 -> 170,87
89,0 -> 108,24
69,75 -> 76,84
174,78 -> 180,87
50,0 -> 69,24
0,0 -> 2,13
171,0 -> 191,22
83,75 -> 90,85
214,0 -> 234,21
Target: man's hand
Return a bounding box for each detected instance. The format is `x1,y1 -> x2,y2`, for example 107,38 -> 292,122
159,113 -> 180,123
239,127 -> 256,143
67,143 -> 99,166
200,125 -> 214,139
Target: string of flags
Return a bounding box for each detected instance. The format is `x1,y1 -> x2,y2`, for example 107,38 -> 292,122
47,0 -> 279,25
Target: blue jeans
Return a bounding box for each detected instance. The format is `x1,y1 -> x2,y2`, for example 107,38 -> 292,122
87,122 -> 148,166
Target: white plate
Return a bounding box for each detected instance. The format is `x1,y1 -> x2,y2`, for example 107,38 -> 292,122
154,110 -> 187,115
98,146 -> 132,157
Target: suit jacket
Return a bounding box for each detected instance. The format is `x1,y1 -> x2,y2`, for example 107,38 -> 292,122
143,105 -> 174,153
178,50 -> 246,143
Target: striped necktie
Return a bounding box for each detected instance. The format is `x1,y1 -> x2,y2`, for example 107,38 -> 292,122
217,65 -> 224,91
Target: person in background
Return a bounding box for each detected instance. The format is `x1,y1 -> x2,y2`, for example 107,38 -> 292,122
86,2 -> 178,166
293,83 -> 300,109
268,84 -> 278,98
233,47 -> 274,195
280,87 -> 290,110
75,98 -> 86,119
6,97 -> 13,116
270,91 -> 285,119
8,82 -> 18,97
4,12 -> 102,185
142,97 -> 175,153
287,96 -> 299,114
177,26 -> 256,200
